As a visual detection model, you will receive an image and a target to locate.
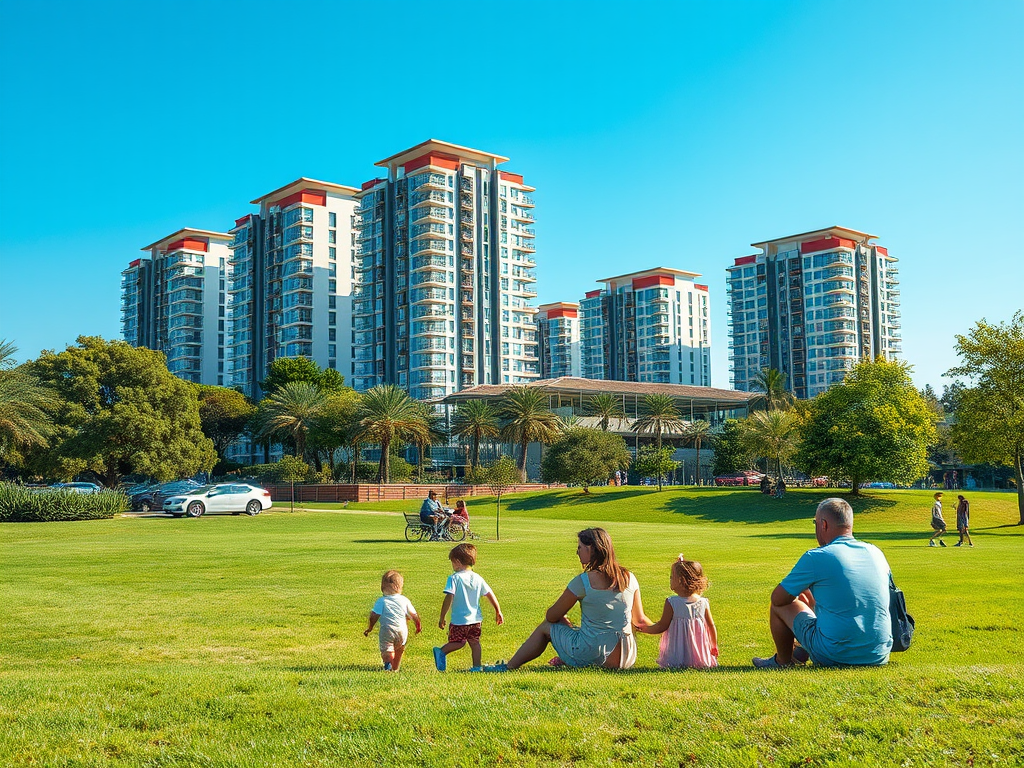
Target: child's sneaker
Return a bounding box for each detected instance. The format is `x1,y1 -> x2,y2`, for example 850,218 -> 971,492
432,647 -> 447,672
928,541 -> 937,547
468,666 -> 483,673
953,542 -> 962,547
939,540 -> 947,547
383,662 -> 392,671
482,661 -> 508,673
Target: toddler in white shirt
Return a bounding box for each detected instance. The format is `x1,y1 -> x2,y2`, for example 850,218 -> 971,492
364,569 -> 421,671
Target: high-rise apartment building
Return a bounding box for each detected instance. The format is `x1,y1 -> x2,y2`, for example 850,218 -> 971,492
726,226 -> 901,399
579,267 -> 711,386
226,179 -> 359,397
121,228 -> 231,385
536,302 -> 581,378
351,140 -> 539,399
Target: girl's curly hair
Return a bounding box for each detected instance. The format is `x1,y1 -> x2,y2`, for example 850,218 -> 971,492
672,555 -> 708,595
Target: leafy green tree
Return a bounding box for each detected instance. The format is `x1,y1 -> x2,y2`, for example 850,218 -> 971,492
411,402 -> 447,481
751,368 -> 794,412
946,311 -> 1024,524
451,399 -> 500,469
741,410 -> 801,483
357,384 -> 429,483
498,386 -> 561,481
277,454 -> 309,513
195,385 -> 255,459
711,419 -> 751,476
256,381 -> 326,464
796,358 -> 936,494
683,419 -> 713,485
486,454 -> 520,540
28,336 -> 216,486
586,392 -> 625,431
632,446 -> 680,490
260,357 -> 343,396
630,394 -> 685,490
0,339 -> 55,465
540,427 -> 630,493
307,388 -> 361,478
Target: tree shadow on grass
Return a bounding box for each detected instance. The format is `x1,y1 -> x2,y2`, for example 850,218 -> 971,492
662,489 -> 898,525
502,489 -> 655,512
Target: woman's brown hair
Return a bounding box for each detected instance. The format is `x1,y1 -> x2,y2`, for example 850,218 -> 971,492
578,527 -> 631,592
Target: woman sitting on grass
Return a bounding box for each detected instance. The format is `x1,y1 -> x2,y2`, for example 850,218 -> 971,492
485,527 -> 648,671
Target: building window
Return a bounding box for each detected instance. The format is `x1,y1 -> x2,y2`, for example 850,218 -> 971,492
329,246 -> 336,259
329,312 -> 336,325
329,212 -> 337,227
328,230 -> 337,244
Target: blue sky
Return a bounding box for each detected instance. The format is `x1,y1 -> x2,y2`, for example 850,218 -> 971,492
1,1 -> 1021,391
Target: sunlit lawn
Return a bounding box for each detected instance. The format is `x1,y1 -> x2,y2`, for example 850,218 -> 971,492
0,488 -> 1020,767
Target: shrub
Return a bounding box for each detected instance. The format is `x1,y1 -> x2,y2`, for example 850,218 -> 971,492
0,484 -> 129,523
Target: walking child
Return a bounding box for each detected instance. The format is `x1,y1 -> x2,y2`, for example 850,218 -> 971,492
364,570 -> 421,671
929,492 -> 948,547
954,494 -> 974,547
639,554 -> 718,669
434,544 -> 503,672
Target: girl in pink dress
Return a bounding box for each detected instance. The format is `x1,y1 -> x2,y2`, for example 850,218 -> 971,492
639,555 -> 718,669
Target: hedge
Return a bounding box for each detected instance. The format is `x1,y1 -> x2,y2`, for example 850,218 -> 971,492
0,484 -> 130,522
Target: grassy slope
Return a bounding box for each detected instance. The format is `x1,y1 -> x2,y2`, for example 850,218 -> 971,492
0,488 -> 1020,767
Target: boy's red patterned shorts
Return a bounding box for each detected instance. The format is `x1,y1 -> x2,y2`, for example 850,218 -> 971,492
448,623 -> 482,644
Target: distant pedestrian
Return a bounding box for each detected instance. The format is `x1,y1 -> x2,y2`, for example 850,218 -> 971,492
929,492 -> 947,547
954,495 -> 973,547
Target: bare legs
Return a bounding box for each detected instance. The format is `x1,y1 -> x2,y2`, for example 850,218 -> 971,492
769,590 -> 815,665
440,639 -> 483,667
507,621 -> 554,670
381,642 -> 406,671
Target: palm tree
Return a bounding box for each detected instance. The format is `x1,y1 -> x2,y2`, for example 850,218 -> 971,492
498,386 -> 561,481
587,392 -> 625,431
0,339 -> 55,460
683,419 -> 714,485
412,402 -> 447,481
451,399 -> 500,469
741,410 -> 801,482
630,394 -> 686,491
357,384 -> 430,484
752,368 -> 793,412
257,381 -> 326,463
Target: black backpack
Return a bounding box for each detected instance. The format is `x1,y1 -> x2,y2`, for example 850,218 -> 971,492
889,573 -> 915,652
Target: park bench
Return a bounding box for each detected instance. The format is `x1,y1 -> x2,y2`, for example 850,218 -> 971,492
403,512 -> 467,542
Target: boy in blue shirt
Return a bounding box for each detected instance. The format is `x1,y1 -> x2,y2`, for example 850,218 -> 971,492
434,544 -> 503,672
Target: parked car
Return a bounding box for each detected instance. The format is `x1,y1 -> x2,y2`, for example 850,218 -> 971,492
811,476 -> 830,487
50,482 -> 103,494
131,480 -> 201,512
713,471 -> 765,487
163,483 -> 272,518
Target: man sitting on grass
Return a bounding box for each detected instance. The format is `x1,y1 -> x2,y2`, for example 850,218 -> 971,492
753,497 -> 892,668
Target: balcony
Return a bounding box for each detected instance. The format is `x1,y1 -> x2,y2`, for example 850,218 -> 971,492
413,174 -> 447,192
411,190 -> 448,208
461,194 -> 473,210
411,239 -> 447,256
516,194 -> 535,207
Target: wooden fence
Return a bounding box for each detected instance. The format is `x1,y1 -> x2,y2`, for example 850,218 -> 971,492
261,483 -> 561,504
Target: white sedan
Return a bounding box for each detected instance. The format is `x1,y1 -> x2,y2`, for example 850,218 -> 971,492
163,483 -> 272,518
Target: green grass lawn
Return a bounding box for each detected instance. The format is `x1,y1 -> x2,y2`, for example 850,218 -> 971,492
1,488 -> 1021,767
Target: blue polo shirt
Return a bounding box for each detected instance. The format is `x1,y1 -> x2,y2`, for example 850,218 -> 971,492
780,535 -> 892,665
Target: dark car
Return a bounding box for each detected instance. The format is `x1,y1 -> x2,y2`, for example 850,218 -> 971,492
131,480 -> 200,512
